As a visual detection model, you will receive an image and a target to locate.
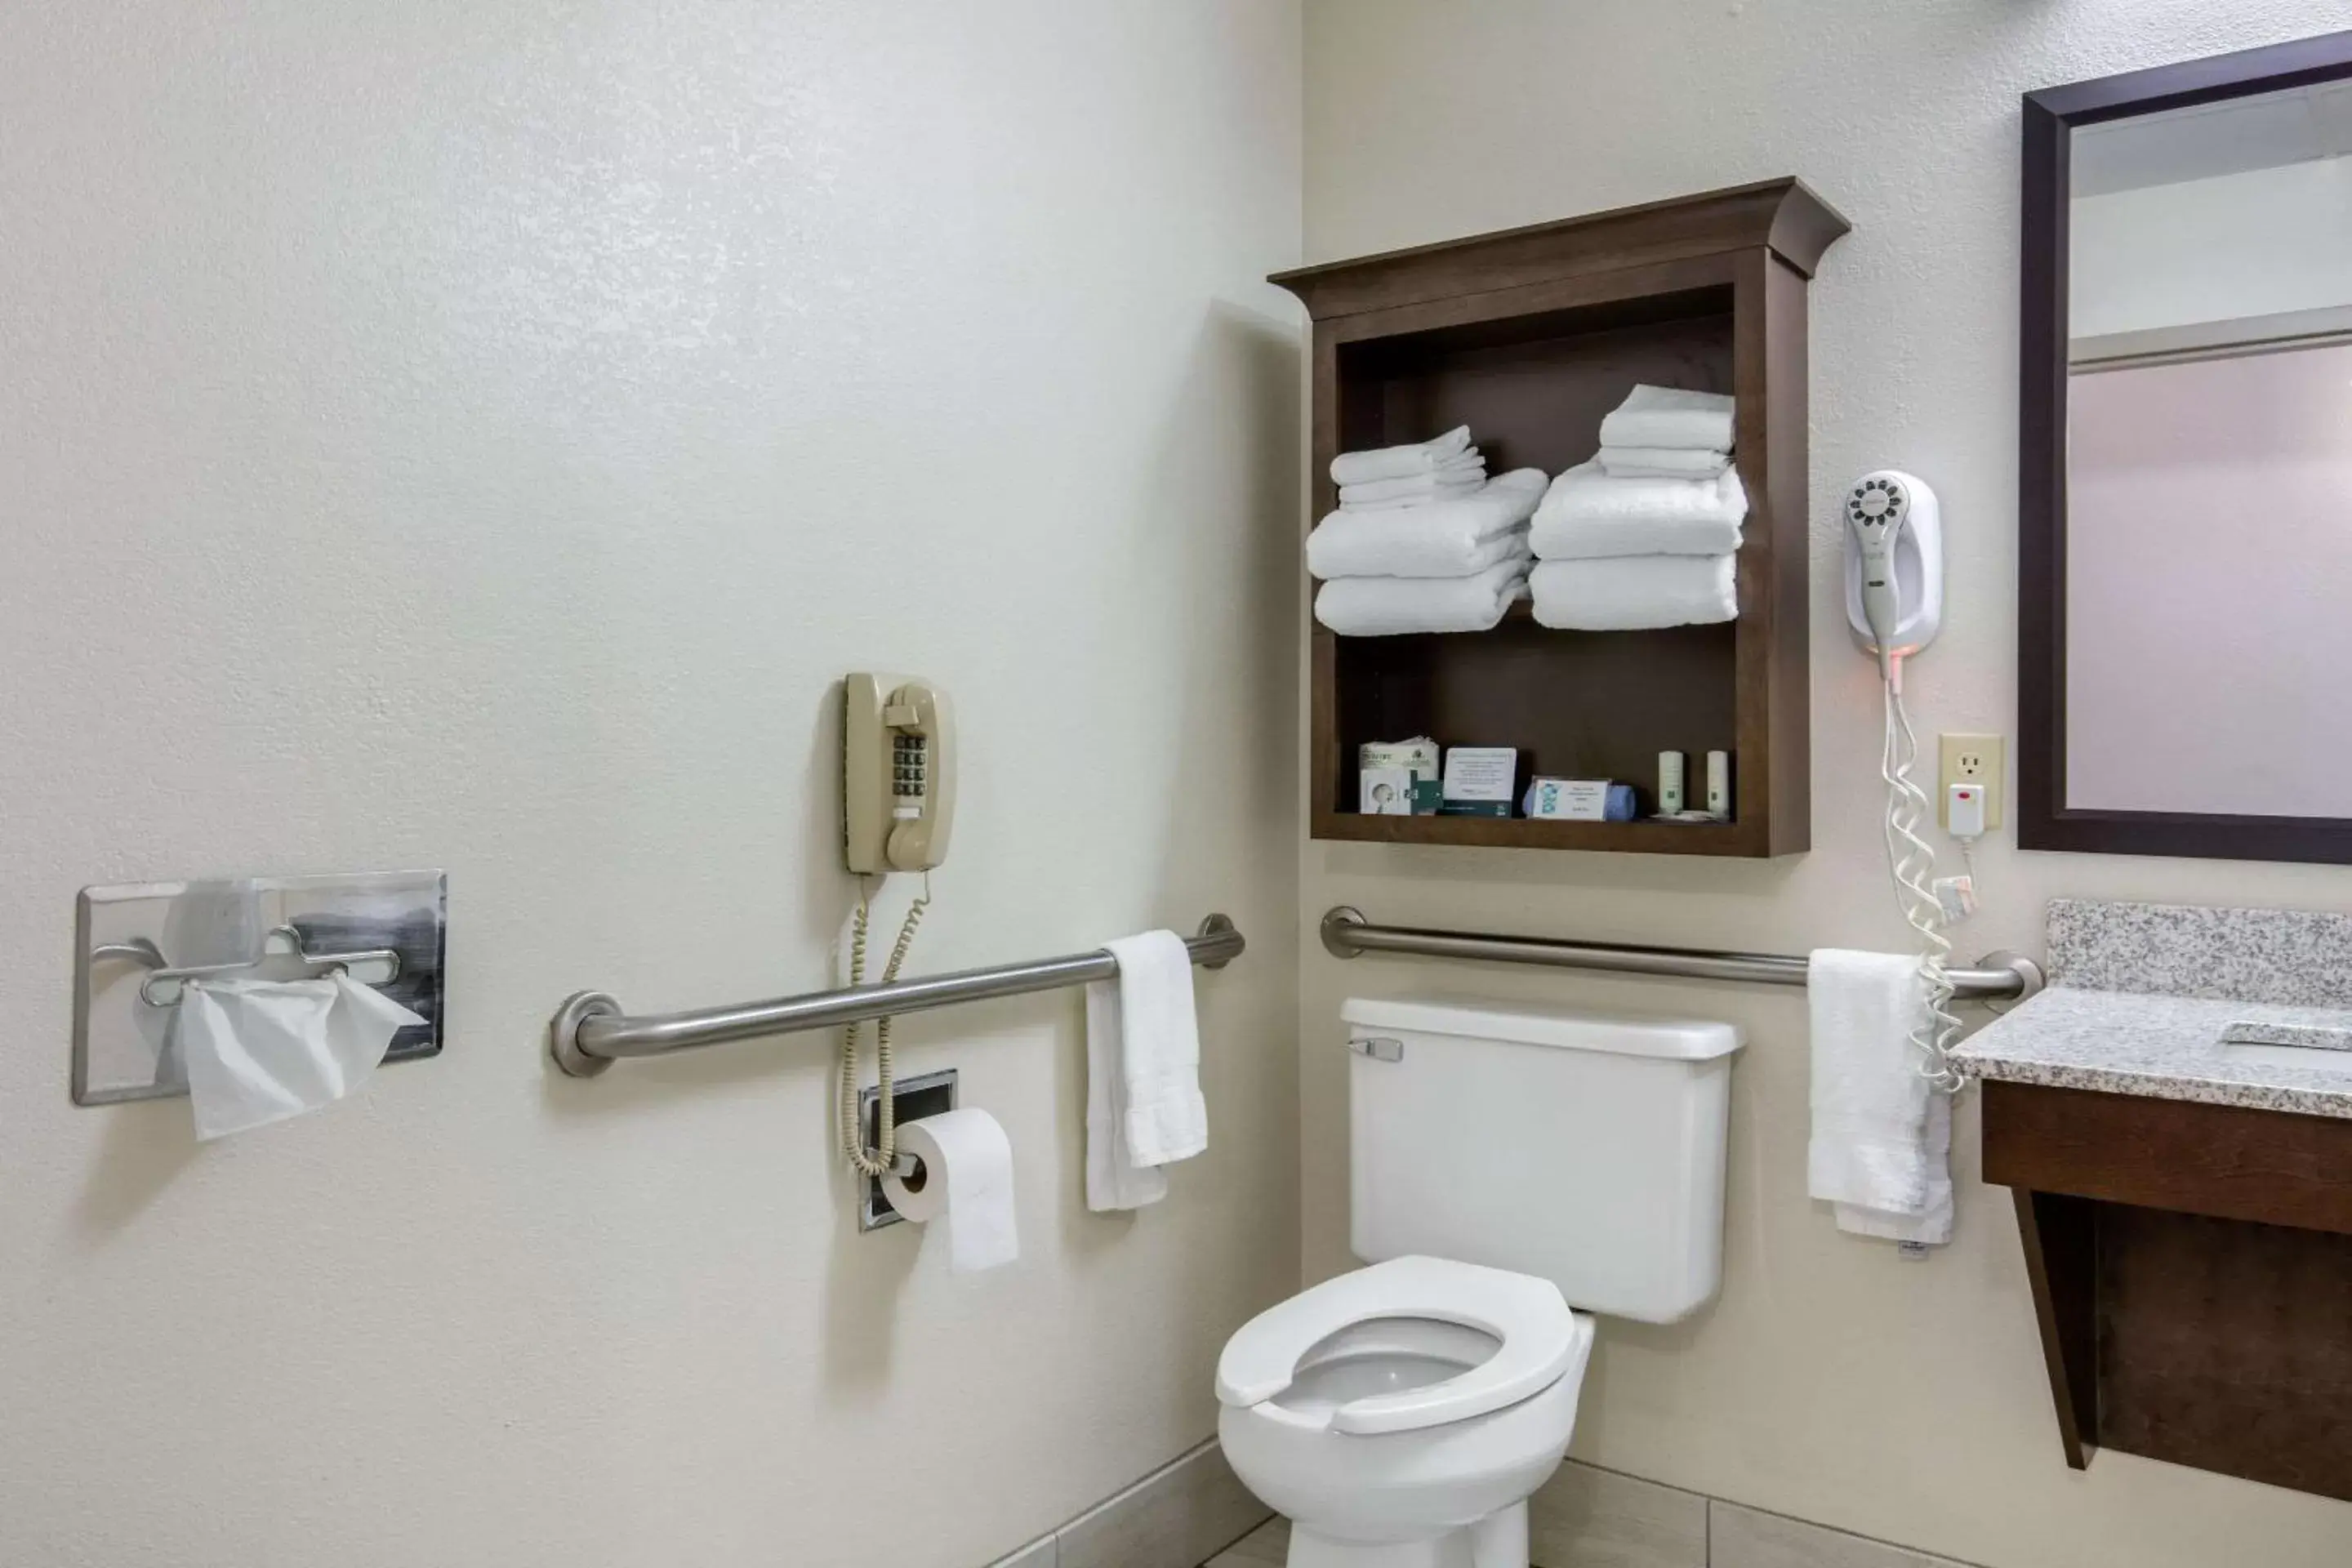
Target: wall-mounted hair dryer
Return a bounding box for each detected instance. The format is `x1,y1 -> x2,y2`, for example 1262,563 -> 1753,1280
1842,470 -> 1943,684
1844,469 -> 1963,1105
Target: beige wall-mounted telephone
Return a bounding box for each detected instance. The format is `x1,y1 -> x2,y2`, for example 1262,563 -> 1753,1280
844,674 -> 956,874
840,673 -> 954,1182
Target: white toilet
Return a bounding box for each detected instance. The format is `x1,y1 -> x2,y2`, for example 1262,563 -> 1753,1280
1216,998 -> 1743,1568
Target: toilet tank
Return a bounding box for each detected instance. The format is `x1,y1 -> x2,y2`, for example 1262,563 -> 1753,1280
1345,997 -> 1743,1324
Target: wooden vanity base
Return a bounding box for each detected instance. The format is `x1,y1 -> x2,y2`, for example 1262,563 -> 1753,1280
1985,1080 -> 2352,1499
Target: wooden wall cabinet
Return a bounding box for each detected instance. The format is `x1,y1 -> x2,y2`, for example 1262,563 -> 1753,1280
1273,179 -> 1847,856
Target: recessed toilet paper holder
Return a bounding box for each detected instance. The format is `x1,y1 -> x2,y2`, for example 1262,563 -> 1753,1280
74,870 -> 448,1107
860,1068 -> 957,1232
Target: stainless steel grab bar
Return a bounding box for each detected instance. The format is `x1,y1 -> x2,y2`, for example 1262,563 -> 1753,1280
550,914 -> 1244,1077
1319,906 -> 2042,1001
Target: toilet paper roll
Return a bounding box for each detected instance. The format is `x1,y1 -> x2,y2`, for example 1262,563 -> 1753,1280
881,1108 -> 1019,1273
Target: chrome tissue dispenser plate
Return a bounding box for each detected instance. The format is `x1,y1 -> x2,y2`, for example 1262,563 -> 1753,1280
74,870 -> 448,1106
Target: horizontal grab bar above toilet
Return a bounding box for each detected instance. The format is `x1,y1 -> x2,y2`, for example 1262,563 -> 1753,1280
1319,906 -> 2042,1003
550,914 -> 1245,1078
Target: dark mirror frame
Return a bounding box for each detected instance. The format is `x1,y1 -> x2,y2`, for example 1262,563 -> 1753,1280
2019,30 -> 2352,864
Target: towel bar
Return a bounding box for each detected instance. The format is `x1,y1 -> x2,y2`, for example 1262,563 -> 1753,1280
1320,906 -> 2042,1002
550,914 -> 1244,1077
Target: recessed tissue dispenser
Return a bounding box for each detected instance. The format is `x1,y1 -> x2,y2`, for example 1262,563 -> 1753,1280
74,870 -> 446,1107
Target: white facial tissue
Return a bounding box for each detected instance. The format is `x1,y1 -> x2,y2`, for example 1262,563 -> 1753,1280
172,973 -> 425,1140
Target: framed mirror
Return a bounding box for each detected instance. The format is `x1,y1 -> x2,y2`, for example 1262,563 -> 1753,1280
2020,31 -> 2352,862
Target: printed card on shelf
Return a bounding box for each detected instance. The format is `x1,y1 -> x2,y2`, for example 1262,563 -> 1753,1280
1441,746 -> 1518,817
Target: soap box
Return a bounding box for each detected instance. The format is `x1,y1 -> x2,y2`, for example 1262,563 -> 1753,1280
1526,778 -> 1606,821
1440,746 -> 1517,817
1525,778 -> 1636,822
1360,737 -> 1441,815
1360,768 -> 1415,815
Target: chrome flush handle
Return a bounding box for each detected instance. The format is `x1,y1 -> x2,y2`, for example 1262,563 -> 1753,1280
1349,1036 -> 1404,1062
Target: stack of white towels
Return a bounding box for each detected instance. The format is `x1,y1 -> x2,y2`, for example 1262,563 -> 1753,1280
1308,425 -> 1548,635
1528,386 -> 1745,630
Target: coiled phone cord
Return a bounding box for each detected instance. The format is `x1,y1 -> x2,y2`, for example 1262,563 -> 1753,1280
838,875 -> 932,1178
1882,672 -> 1963,1093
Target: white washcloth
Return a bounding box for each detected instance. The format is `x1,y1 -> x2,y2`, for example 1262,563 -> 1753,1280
1530,464 -> 1747,559
1309,469 -> 1548,579
1316,557 -> 1529,636
1330,425 -> 1474,486
1597,385 -> 1734,452
1091,930 -> 1206,1177
1339,460 -> 1487,509
1806,950 -> 1941,1238
1529,555 -> 1735,630
1836,1095 -> 1953,1245
1597,446 -> 1731,480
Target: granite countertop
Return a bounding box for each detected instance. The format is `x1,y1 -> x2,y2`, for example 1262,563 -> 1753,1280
1954,985 -> 2352,1120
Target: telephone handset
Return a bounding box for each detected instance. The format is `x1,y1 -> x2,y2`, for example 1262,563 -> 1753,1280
839,674 -> 956,1182
844,674 -> 957,874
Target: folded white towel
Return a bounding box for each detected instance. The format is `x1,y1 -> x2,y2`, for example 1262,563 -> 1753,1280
1597,385 -> 1734,452
1316,557 -> 1529,635
1085,978 -> 1169,1212
1530,464 -> 1747,559
1339,459 -> 1487,508
1339,485 -> 1485,514
1528,555 -> 1736,630
1329,525 -> 1530,579
1357,447 -> 1482,479
1806,950 -> 1942,1241
1330,425 -> 1474,487
1086,931 -> 1206,1194
1597,445 -> 1731,480
1308,469 -> 1548,579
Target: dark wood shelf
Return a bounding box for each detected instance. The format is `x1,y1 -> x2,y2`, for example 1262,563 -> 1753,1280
1315,813 -> 1744,855
1273,178 -> 1849,858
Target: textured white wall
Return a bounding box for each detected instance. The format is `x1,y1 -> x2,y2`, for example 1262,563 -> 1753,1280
1299,5 -> 2352,1567
0,5 -> 1300,1566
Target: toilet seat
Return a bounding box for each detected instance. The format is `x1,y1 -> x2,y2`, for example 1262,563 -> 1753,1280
1215,1256 -> 1579,1437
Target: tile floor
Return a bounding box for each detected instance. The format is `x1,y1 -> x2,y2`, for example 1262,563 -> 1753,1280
1204,1517 -> 1289,1566
1196,1470 -> 1981,1568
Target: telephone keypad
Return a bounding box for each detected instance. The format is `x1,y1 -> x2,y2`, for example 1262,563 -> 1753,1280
893,734 -> 928,802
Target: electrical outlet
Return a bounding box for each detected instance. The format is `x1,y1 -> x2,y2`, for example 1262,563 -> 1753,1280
1938,733 -> 2005,831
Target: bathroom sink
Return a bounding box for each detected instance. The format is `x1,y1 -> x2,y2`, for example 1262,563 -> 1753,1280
2218,1022 -> 2352,1074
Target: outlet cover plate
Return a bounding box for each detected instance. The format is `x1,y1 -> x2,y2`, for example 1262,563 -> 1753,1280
1938,733 -> 2006,831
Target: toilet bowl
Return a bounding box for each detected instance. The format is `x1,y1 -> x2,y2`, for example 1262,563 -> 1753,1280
1216,1256 -> 1596,1568
1214,1000 -> 1740,1568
